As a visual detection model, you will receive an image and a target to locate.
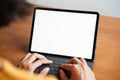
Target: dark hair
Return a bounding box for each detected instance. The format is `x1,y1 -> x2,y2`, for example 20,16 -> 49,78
0,0 -> 31,27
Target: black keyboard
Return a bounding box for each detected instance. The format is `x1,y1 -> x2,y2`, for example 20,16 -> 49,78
34,53 -> 93,78
34,54 -> 71,78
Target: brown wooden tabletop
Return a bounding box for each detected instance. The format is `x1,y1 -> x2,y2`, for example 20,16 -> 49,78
0,5 -> 120,80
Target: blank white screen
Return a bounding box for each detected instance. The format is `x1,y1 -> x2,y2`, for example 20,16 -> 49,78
31,9 -> 97,59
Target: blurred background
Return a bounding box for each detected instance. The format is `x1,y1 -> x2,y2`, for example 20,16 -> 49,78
0,0 -> 120,27
27,0 -> 120,18
0,0 -> 31,26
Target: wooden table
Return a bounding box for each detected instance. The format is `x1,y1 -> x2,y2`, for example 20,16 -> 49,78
0,5 -> 120,80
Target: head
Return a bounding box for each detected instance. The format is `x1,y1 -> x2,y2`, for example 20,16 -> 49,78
0,0 -> 31,27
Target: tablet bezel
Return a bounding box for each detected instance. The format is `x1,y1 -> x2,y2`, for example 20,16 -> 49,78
29,7 -> 99,61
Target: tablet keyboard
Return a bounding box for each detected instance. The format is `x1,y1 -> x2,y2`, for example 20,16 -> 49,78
34,54 -> 71,78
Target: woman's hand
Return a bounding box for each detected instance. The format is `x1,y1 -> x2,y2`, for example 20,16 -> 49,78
17,53 -> 53,76
59,58 -> 95,80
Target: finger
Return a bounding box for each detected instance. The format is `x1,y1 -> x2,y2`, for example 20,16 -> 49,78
22,53 -> 31,61
59,69 -> 68,80
32,53 -> 46,59
67,57 -> 81,64
18,54 -> 37,70
39,67 -> 50,77
25,53 -> 45,64
60,64 -> 73,71
29,59 -> 53,72
80,58 -> 87,65
17,53 -> 31,68
18,53 -> 52,70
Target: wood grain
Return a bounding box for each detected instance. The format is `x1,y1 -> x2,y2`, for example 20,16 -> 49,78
0,5 -> 120,80
94,16 -> 120,80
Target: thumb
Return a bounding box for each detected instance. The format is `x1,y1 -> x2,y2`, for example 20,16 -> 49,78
59,69 -> 68,80
39,67 -> 50,77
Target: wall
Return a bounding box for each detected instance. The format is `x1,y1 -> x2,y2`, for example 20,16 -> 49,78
27,0 -> 120,18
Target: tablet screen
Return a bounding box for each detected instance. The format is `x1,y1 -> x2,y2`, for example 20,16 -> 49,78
30,8 -> 99,59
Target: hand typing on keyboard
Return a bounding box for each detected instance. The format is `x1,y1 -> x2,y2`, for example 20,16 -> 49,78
17,53 -> 53,76
59,58 -> 96,80
17,53 -> 96,80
